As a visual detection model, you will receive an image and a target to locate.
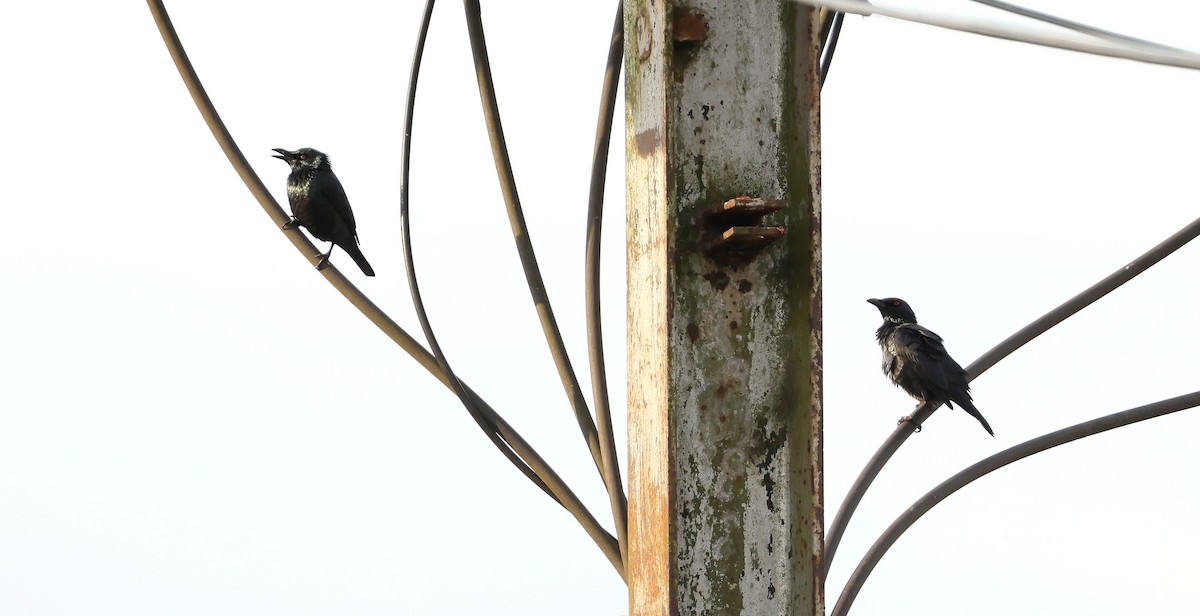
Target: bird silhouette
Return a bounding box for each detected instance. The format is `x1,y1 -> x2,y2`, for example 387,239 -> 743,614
867,297 -> 993,436
272,147 -> 374,276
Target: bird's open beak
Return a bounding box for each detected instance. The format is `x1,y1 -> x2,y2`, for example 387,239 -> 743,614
271,148 -> 294,162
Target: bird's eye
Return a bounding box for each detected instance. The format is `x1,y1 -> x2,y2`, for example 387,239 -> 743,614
891,300 -> 900,306
299,153 -> 308,161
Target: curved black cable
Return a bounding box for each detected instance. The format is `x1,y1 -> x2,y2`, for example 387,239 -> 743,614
148,0 -> 625,576
460,2 -> 611,486
831,390 -> 1200,616
584,0 -> 630,567
820,11 -> 844,87
824,212 -> 1200,578
458,0 -> 627,578
399,0 -> 558,501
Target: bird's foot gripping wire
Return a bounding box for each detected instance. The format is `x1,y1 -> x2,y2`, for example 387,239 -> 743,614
314,248 -> 333,271
897,413 -> 923,433
282,217 -> 302,231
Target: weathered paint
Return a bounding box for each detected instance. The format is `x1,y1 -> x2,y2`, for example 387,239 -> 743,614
626,2 -> 674,614
627,1 -> 823,614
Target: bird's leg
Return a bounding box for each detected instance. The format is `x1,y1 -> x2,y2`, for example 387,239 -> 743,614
315,245 -> 335,270
282,217 -> 302,230
897,404 -> 923,432
897,415 -> 923,432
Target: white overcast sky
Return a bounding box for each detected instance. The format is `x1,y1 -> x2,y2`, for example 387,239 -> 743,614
2,1 -> 1199,615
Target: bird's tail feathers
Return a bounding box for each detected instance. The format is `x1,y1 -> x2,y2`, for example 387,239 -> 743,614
958,399 -> 994,437
342,243 -> 375,277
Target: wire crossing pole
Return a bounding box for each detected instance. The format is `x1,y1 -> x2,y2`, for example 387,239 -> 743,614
625,1 -> 823,614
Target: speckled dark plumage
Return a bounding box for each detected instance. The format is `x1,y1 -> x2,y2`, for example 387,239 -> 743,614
867,297 -> 993,436
272,147 -> 374,276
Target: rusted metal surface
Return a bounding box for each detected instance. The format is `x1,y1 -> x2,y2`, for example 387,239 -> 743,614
705,197 -> 787,257
626,0 -> 823,614
672,8 -> 708,42
707,196 -> 787,219
713,225 -> 786,252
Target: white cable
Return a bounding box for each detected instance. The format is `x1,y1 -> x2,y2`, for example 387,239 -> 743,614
966,0 -> 1182,52
790,0 -> 1200,71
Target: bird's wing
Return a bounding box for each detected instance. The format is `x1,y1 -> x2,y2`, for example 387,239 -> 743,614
314,172 -> 358,233
892,323 -> 953,391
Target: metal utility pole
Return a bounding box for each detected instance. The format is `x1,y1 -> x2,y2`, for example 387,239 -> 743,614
625,1 -> 823,614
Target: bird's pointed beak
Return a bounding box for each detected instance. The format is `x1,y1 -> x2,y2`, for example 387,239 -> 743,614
271,148 -> 294,162
867,298 -> 883,308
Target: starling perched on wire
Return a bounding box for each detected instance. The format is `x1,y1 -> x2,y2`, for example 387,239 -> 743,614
868,297 -> 994,436
272,147 -> 375,276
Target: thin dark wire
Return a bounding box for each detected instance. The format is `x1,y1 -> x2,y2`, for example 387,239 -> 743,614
967,214 -> 1200,379
584,0 -> 629,568
457,387 -> 625,581
817,7 -> 837,42
819,11 -> 844,87
792,0 -> 1200,71
822,403 -> 925,578
823,212 -> 1200,578
147,0 -> 625,578
461,1 -> 611,485
967,0 -> 1183,52
459,1 -> 628,578
398,0 -> 557,501
831,390 -> 1200,616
